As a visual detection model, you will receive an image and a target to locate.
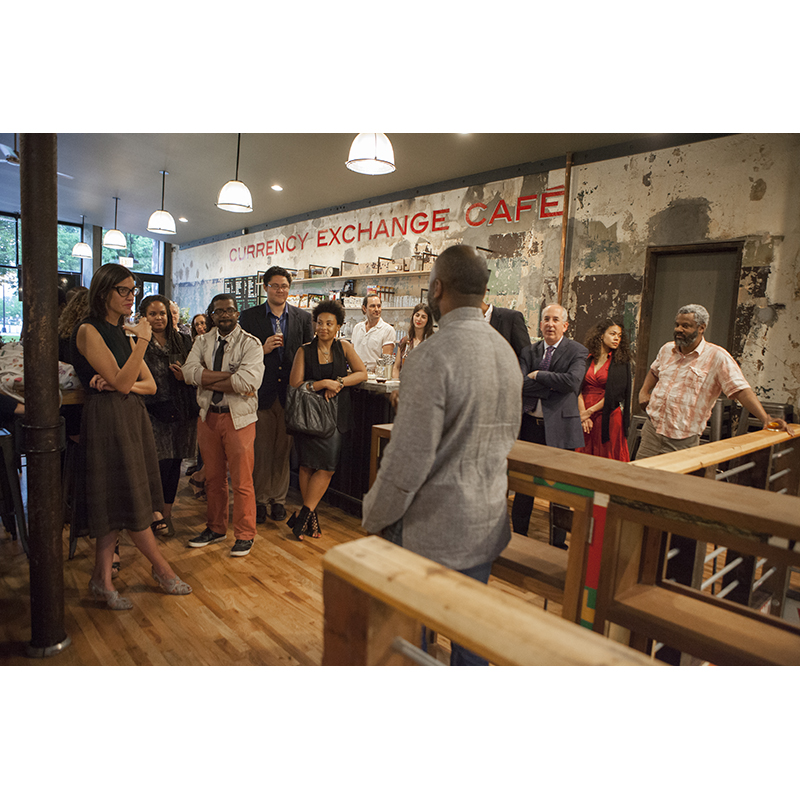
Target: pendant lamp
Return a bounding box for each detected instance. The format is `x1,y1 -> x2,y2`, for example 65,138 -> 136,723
103,197 -> 127,250
71,214 -> 92,259
345,133 -> 395,175
147,170 -> 177,235
216,134 -> 253,213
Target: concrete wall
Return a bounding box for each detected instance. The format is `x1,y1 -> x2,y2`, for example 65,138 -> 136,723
173,133 -> 800,415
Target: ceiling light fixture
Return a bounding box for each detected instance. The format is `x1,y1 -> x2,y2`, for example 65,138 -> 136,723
147,170 -> 177,235
271,184 -> 283,191
71,214 -> 92,259
345,133 -> 396,175
216,133 -> 253,213
103,197 -> 127,250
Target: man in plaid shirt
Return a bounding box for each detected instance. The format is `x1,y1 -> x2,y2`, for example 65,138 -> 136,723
636,304 -> 788,459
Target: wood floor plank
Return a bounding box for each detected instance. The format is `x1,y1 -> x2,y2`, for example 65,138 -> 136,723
1,469 -> 560,666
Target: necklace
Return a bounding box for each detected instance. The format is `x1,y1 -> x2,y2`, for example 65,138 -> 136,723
318,347 -> 332,363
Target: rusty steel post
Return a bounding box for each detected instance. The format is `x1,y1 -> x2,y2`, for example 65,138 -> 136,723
19,133 -> 71,656
557,152 -> 573,306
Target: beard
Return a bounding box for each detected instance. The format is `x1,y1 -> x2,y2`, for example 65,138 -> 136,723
674,329 -> 699,348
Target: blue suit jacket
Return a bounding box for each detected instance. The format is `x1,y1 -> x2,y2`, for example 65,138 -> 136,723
519,337 -> 588,450
239,301 -> 313,409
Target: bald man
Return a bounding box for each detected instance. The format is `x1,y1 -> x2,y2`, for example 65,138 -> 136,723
362,245 -> 522,665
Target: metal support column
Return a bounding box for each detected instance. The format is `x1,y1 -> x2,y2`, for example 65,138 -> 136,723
19,133 -> 70,657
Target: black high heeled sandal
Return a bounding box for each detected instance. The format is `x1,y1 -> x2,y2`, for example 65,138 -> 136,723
308,511 -> 322,539
288,506 -> 311,541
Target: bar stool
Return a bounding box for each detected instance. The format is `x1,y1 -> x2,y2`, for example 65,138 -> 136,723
0,427 -> 28,555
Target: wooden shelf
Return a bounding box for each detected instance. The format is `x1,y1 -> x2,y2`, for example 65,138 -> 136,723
293,269 -> 431,285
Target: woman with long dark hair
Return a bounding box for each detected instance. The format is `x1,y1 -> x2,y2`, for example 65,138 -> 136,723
287,300 -> 366,540
70,264 -> 191,610
139,294 -> 199,537
576,319 -> 632,462
391,303 -> 434,379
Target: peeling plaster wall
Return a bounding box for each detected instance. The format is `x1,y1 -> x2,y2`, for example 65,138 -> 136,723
566,133 -> 800,414
173,133 -> 800,415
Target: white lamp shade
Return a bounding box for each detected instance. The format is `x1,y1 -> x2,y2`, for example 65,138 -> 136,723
216,179 -> 253,213
346,133 -> 396,175
103,228 -> 127,250
71,241 -> 93,259
147,209 -> 177,235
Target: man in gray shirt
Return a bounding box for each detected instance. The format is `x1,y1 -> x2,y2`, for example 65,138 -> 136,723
362,245 -> 523,665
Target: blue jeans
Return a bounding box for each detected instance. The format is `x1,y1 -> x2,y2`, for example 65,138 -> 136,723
437,560 -> 493,667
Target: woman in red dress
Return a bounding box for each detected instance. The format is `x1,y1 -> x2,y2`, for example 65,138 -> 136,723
576,319 -> 632,461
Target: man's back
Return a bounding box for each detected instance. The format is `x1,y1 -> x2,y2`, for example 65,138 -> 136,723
362,306 -> 522,570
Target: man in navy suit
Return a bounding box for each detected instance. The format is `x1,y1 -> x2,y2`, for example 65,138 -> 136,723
481,300 -> 531,357
239,267 -> 313,523
511,303 -> 588,548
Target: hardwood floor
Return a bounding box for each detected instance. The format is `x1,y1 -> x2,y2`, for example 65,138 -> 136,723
0,469 -> 555,666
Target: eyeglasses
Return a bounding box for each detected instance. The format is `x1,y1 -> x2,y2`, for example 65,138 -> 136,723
113,285 -> 140,298
211,308 -> 238,318
266,283 -> 290,292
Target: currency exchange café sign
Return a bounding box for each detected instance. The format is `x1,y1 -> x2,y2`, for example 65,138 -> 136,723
229,187 -> 565,261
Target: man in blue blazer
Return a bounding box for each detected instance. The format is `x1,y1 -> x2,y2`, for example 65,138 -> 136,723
239,267 -> 313,523
511,303 -> 588,548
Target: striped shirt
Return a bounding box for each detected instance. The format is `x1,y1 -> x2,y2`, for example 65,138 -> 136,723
647,338 -> 750,439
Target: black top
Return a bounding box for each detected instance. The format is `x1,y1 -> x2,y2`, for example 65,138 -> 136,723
302,338 -> 352,433
69,317 -> 133,393
597,354 -> 632,444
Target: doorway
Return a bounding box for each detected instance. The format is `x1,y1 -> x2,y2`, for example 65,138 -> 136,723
634,242 -> 744,407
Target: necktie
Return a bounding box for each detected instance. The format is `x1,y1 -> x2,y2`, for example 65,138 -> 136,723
539,345 -> 555,371
211,338 -> 226,405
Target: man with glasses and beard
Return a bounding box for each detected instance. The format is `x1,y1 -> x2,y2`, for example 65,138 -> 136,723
636,303 -> 788,459
240,267 -> 313,524
182,294 -> 264,556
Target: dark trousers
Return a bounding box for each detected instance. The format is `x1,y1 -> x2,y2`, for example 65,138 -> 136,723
159,457 -> 183,505
510,414 -> 568,548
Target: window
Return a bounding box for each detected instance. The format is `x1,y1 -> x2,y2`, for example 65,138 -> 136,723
101,231 -> 164,275
57,222 -> 83,273
0,267 -> 22,336
0,214 -> 19,267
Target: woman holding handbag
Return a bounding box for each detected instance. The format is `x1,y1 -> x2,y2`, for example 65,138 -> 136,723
287,300 -> 366,540
139,294 -> 200,537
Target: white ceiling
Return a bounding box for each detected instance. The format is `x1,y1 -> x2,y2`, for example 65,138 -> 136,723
0,132 -> 668,248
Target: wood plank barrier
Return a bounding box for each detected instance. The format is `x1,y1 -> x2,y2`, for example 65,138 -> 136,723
370,424 -> 800,664
322,535 -> 659,666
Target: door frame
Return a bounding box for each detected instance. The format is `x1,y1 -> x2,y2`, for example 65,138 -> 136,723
635,240 -> 745,411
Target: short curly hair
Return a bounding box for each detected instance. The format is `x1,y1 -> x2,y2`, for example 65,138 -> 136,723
312,299 -> 345,326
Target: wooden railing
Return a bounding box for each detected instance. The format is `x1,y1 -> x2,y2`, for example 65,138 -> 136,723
630,426 -> 800,661
366,423 -> 800,664
322,536 -> 659,666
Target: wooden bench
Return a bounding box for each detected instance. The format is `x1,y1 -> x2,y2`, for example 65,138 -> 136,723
492,532 -> 569,605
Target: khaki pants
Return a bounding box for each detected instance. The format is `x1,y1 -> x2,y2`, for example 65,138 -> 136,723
635,418 -> 699,460
253,398 -> 292,507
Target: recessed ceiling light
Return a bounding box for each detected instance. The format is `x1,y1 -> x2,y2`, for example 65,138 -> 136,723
179,217 -> 188,222
271,184 -> 283,192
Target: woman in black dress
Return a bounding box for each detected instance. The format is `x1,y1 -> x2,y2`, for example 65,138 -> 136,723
139,294 -> 199,537
288,300 -> 366,540
71,264 -> 191,610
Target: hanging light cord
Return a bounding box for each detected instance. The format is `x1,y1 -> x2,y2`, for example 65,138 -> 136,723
234,133 -> 241,181
160,171 -> 167,210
